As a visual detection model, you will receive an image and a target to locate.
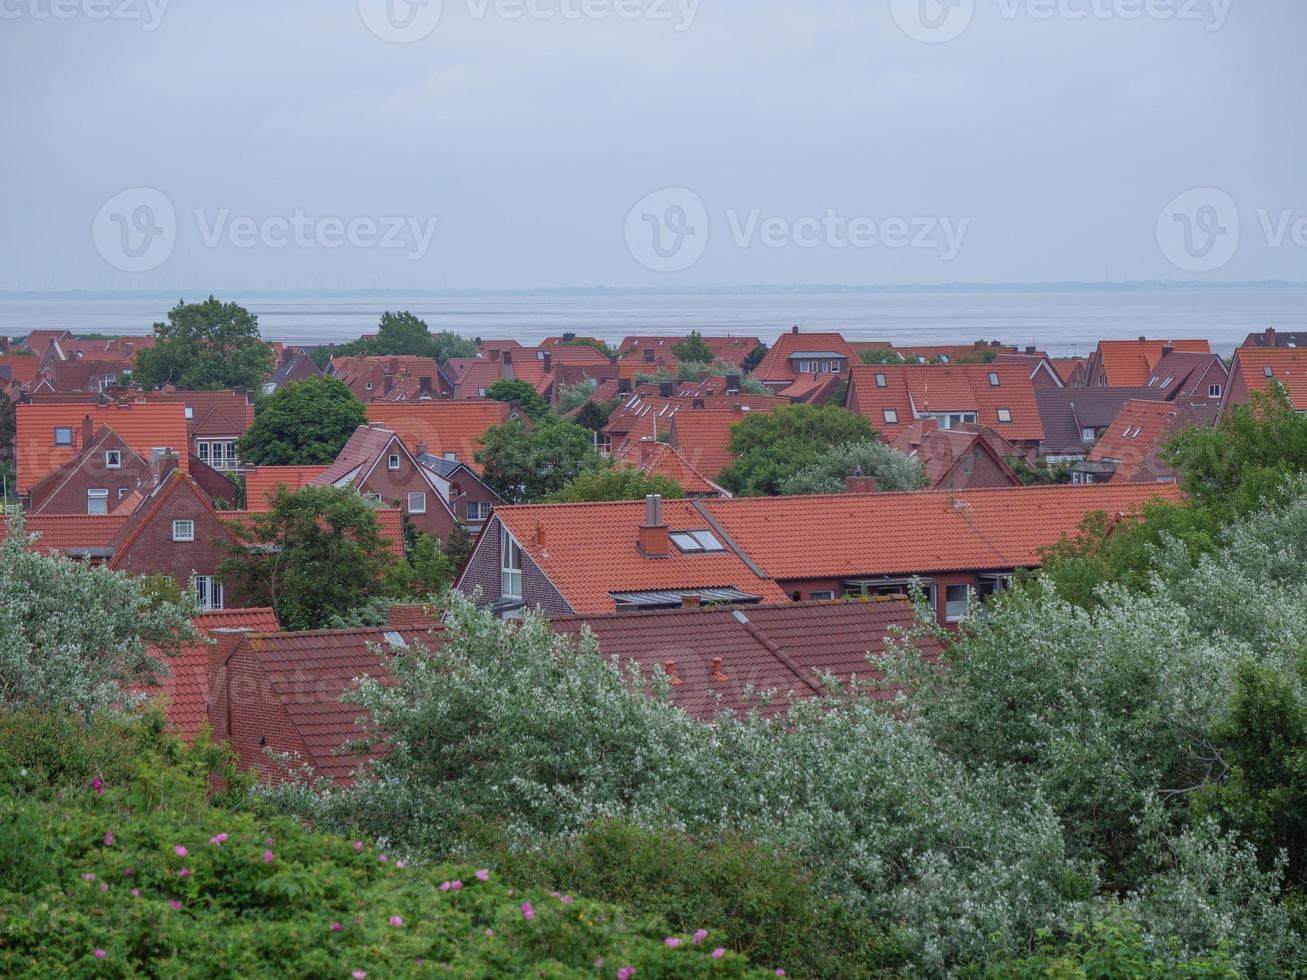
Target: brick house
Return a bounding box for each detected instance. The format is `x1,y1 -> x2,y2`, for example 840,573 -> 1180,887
1220,347 -> 1307,414
891,421 -> 1023,490
752,327 -> 856,393
365,399 -> 522,471
1034,387 -> 1170,462
1083,338 -> 1212,388
613,438 -> 732,497
141,390 -> 255,473
1071,400 -> 1200,485
992,351 -> 1066,389
415,453 -> 502,534
262,347 -> 322,395
27,423 -> 151,514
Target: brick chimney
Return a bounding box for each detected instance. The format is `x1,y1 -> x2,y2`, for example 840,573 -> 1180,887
637,437 -> 658,462
153,450 -> 180,485
415,440 -> 428,456
1161,344 -> 1175,357
82,414 -> 93,447
563,332 -> 576,342
662,661 -> 683,685
659,381 -> 674,398
489,348 -> 501,362
1266,327 -> 1278,345
643,348 -> 655,363
791,325 -> 799,335
207,627 -> 254,739
419,376 -> 432,395
1025,345 -> 1036,356
680,593 -> 701,607
502,350 -> 514,381
637,494 -> 669,558
542,351 -> 553,373
846,475 -> 879,494
383,374 -> 395,396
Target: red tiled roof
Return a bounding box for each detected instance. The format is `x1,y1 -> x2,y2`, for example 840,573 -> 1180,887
15,401 -> 189,495
376,508 -> 406,560
107,471 -> 241,569
143,608 -> 280,741
1228,348 -> 1307,410
490,499 -> 789,614
753,331 -> 855,384
614,439 -> 730,496
239,625 -> 440,783
0,355 -> 41,387
243,466 -> 328,511
18,514 -> 126,555
366,400 -> 515,471
698,483 -> 1185,581
847,363 -> 1044,442
549,598 -> 942,720
143,390 -> 254,440
313,425 -> 398,486
1087,400 -> 1196,483
1092,340 -> 1211,387
668,406 -> 774,479
891,343 -> 1018,362
777,372 -> 842,403
891,422 -> 1021,487
1053,358 -> 1088,386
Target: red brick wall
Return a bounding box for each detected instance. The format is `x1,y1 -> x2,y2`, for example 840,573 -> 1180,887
29,433 -> 148,513
211,646 -> 309,783
112,492 -> 234,587
458,517 -> 572,616
358,438 -> 455,541
777,571 -> 994,626
938,449 -> 1019,490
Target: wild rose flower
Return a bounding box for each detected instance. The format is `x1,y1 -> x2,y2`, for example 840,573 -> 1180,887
711,948 -> 725,959
395,860 -> 406,869
561,895 -> 572,905
475,869 -> 489,882
484,928 -> 494,938
92,778 -> 103,795
179,868 -> 190,879
103,832 -> 114,846
331,922 -> 342,932
617,968 -> 635,980
94,949 -> 105,959
263,850 -> 274,863
378,854 -> 388,863
693,929 -> 707,944
81,873 -> 96,881
168,900 -> 182,911
130,888 -> 140,898
389,916 -> 403,927
99,882 -> 109,892
352,972 -> 367,979
265,837 -> 274,846
123,868 -> 133,877
354,840 -> 363,852
521,902 -> 534,920
664,937 -> 680,948
450,880 -> 462,891
174,845 -> 187,857
209,833 -> 228,846
776,971 -> 786,977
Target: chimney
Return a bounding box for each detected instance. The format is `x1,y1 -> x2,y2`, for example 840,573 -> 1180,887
489,348 -> 502,362
542,351 -> 553,373
563,332 -> 576,342
845,475 -> 878,494
419,376 -> 432,395
711,657 -> 729,682
502,350 -> 515,381
383,374 -> 395,396
534,523 -> 546,547
207,627 -> 254,739
638,437 -> 658,462
1025,345 -> 1036,356
608,354 -> 619,367
1138,335 -> 1147,342
82,414 -> 93,447
475,336 -> 482,345
1266,327 -> 1277,345
725,373 -> 741,393
692,398 -> 706,409
415,440 -> 428,456
659,381 -> 674,398
643,348 -> 655,363
680,593 -> 701,608
638,494 -> 669,558
791,325 -> 799,335
153,450 -> 180,485
1161,344 -> 1175,357
662,661 -> 683,685
618,379 -> 631,394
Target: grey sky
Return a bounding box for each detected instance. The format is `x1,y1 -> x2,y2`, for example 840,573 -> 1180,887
1,0 -> 1303,292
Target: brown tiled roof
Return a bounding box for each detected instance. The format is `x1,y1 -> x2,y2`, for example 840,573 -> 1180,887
891,422 -> 1021,487
613,440 -> 730,496
143,390 -> 254,440
365,400 -> 516,471
1091,339 -> 1211,387
549,598 -> 943,720
753,331 -> 856,383
1034,387 -> 1167,455
1087,400 -> 1199,482
242,466 -> 328,511
19,514 -> 126,555
847,363 -> 1044,442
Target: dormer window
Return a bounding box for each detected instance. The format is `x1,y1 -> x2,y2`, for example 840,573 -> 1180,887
365,382 -> 374,391
172,520 -> 195,542
87,489 -> 108,515
388,453 -> 401,470
669,530 -> 725,554
105,450 -> 121,469
988,372 -> 1001,387
996,408 -> 1012,424
938,354 -> 950,363
1160,377 -> 1173,389
184,406 -> 194,420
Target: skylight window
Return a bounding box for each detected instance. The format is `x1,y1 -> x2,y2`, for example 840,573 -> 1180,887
988,372 -> 1001,387
670,530 -> 725,554
874,373 -> 887,388
996,408 -> 1012,423
883,409 -> 898,424
1265,366 -> 1275,378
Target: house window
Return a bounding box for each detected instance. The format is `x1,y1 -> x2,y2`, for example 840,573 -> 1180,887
1081,427 -> 1096,442
105,450 -> 121,469
1209,384 -> 1222,398
467,500 -> 492,521
87,489 -> 108,515
1264,367 -> 1275,378
118,488 -> 129,499
365,382 -> 374,391
996,408 -> 1013,424
810,591 -> 836,601
883,409 -> 898,424
172,520 -> 195,542
194,576 -> 224,611
501,531 -> 523,600
988,372 -> 1001,387
938,354 -> 950,363
407,491 -> 426,513
184,406 -> 194,420
874,373 -> 887,388
388,454 -> 401,470
669,529 -> 726,554
54,426 -> 73,446
945,585 -> 970,623
197,440 -> 238,471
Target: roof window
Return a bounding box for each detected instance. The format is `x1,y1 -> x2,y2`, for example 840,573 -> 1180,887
669,530 -> 725,554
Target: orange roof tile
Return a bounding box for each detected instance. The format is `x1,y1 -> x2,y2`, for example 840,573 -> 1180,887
18,514 -> 126,555
699,483 -> 1184,582
0,355 -> 41,387
614,440 -> 730,496
1228,347 -> 1307,410
753,330 -> 856,384
243,466 -> 329,511
847,363 -> 1044,442
15,401 -> 189,495
669,407 -> 767,479
366,400 -> 516,471
1093,339 -> 1211,387
489,499 -> 789,615
1087,399 -> 1194,481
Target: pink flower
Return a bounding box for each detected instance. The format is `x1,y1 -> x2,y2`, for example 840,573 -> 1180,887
395,860 -> 406,869
484,928 -> 494,937
174,845 -> 187,857
439,881 -> 451,892
561,895 -> 572,905
81,873 -> 96,881
693,929 -> 708,944
521,902 -> 534,920
354,840 -> 364,852
265,837 -> 274,846
99,882 -> 109,893
103,832 -> 114,846
378,854 -> 388,863
92,778 -> 103,795
168,900 -> 182,911
450,880 -> 463,891
664,937 -> 680,948
263,850 -> 274,863
130,888 -> 140,898
123,868 -> 134,877
94,949 -> 105,959
179,868 -> 190,879
389,915 -> 403,927
617,968 -> 635,980
594,958 -> 605,970
352,972 -> 367,980
776,971 -> 785,977
475,869 -> 489,882
331,922 -> 342,932
209,833 -> 228,846
711,948 -> 725,960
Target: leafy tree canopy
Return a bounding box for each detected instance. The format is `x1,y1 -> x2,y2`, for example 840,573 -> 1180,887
236,377 -> 365,467
544,466 -> 685,503
719,403 -> 876,495
321,311 -> 476,365
859,348 -> 904,365
780,441 -> 925,495
483,378 -> 550,419
671,330 -> 714,363
476,415 -> 603,504
740,343 -> 769,374
220,485 -> 400,631
132,296 -> 273,391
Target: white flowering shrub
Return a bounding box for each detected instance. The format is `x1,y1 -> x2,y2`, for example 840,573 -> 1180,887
0,520 -> 197,717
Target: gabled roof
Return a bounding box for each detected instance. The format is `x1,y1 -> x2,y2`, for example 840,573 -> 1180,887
613,439 -> 731,497
143,390 -> 255,439
753,330 -> 855,383
1142,351 -> 1226,398
242,466 -> 328,511
1226,347 -> 1307,410
991,352 -> 1064,387
697,483 -> 1184,581
1090,339 -> 1211,387
312,425 -> 400,487
777,372 -> 842,404
668,407 -> 765,479
107,470 -> 241,568
27,426 -> 148,515
1034,386 -> 1168,454
1052,358 -> 1089,386
235,625 -> 439,783
365,400 -> 517,471
1241,328 -> 1307,349
0,355 -> 41,388
549,598 -> 943,720
143,608 -> 281,741
15,401 -> 189,495
482,500 -> 789,615
847,363 -> 1044,442
1086,399 -> 1196,482
891,422 -> 1021,488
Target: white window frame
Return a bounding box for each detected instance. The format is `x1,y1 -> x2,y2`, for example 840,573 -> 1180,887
194,576 -> 224,611
87,488 -> 109,515
172,520 -> 195,542
54,426 -> 73,446
996,408 -> 1013,424
988,372 -> 1001,387
407,491 -> 426,513
810,591 -> 836,601
1081,427 -> 1096,442
1209,384 -> 1222,398
883,409 -> 898,424
874,373 -> 887,388
104,449 -> 121,469
388,454 -> 401,471
945,584 -> 970,623
467,500 -> 492,521
501,530 -> 523,600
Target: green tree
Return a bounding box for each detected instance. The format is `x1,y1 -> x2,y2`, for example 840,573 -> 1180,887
556,379 -> 597,414
574,398 -> 618,432
132,296 -> 273,391
220,486 -> 400,631
236,377 -> 365,466
859,348 -> 904,365
545,466 -> 686,503
780,441 -> 925,495
476,415 -> 602,504
326,311 -> 477,365
484,378 -> 550,419
0,520 -> 196,716
671,330 -> 714,363
719,404 -> 876,495
740,343 -> 769,374
0,388 -> 15,458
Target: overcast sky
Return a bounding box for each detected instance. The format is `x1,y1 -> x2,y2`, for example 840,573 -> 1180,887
1,0 -> 1303,292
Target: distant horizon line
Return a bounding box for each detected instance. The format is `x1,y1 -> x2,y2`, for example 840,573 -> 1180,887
3,279 -> 1307,301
